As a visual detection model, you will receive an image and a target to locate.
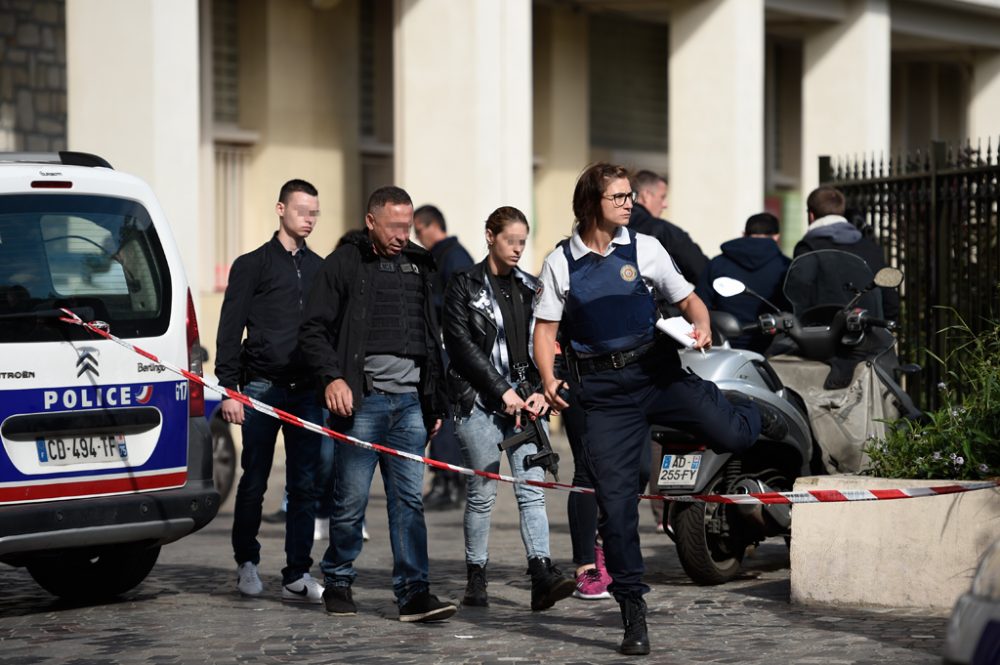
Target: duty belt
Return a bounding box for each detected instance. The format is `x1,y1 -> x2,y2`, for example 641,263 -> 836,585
573,341 -> 658,376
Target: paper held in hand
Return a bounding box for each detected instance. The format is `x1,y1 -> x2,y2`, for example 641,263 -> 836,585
655,316 -> 706,355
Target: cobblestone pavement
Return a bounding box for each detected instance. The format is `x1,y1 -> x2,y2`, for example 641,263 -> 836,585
0,433 -> 949,665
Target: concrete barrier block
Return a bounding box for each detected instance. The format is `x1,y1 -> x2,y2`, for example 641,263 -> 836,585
790,475 -> 1000,612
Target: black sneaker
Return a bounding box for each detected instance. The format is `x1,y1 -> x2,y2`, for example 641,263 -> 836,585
323,585 -> 357,615
399,590 -> 457,623
260,510 -> 286,524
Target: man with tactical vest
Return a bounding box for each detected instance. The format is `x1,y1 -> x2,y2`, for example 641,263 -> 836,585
299,186 -> 457,623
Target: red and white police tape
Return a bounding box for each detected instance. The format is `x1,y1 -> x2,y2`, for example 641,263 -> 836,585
58,308 -> 999,505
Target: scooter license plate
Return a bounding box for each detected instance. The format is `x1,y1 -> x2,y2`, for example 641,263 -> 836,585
658,454 -> 702,489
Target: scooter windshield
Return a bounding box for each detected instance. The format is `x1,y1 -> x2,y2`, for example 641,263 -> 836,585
783,250 -> 880,323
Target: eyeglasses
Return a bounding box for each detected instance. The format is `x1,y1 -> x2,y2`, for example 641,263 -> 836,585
603,191 -> 638,208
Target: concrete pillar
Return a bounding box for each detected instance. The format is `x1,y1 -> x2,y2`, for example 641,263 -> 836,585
969,52 -> 1000,145
531,6 -> 588,271
394,0 -> 532,263
66,0 -> 203,293
801,0 -> 890,214
669,0 -> 765,257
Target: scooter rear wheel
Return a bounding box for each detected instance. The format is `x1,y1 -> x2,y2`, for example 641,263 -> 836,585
672,473 -> 746,585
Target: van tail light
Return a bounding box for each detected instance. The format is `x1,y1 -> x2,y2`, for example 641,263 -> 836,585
186,289 -> 205,417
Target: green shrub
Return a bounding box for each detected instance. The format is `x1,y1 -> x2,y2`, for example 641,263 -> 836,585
865,316 -> 1000,480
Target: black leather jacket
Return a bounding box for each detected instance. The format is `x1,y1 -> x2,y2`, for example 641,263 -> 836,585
442,260 -> 541,417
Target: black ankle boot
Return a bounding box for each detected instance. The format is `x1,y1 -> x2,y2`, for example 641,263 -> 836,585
618,595 -> 650,655
463,563 -> 489,607
526,557 -> 575,611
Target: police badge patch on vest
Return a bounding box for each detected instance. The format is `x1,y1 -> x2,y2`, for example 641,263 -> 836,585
620,264 -> 638,282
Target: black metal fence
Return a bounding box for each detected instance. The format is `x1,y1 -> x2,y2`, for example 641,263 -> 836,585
819,140 -> 1000,410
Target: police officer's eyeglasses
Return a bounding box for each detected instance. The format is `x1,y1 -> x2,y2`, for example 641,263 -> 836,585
603,191 -> 638,208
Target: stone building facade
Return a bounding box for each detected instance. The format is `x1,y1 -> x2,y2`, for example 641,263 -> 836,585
0,0 -> 66,152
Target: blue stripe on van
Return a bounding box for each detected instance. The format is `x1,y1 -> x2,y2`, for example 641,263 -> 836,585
0,381 -> 187,482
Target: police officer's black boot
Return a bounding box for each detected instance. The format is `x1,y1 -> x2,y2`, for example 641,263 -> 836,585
526,557 -> 575,611
618,595 -> 650,656
463,563 -> 488,607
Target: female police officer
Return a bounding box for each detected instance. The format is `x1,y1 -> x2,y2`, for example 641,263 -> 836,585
533,163 -> 762,656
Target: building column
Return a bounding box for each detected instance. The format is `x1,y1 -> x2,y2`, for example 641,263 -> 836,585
531,6 -> 588,268
65,0 -> 203,294
394,0 -> 532,263
669,0 -> 765,257
969,52 -> 1000,145
801,0 -> 890,209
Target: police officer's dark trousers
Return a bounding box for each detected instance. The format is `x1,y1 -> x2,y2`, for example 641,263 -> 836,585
576,349 -> 760,600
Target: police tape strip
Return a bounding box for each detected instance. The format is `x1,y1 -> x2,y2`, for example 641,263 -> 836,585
58,308 -> 1000,505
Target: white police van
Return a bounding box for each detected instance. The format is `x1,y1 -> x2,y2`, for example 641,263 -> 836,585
0,152 -> 218,600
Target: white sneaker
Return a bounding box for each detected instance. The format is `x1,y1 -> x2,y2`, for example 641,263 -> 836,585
282,572 -> 324,604
362,522 -> 370,542
237,562 -> 263,596
314,517 -> 329,541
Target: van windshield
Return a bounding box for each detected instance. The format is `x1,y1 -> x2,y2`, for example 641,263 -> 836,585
0,194 -> 172,343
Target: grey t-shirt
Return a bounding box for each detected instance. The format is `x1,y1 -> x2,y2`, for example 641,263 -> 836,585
364,354 -> 420,393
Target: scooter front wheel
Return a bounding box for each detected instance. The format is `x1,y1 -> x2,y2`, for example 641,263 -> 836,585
671,472 -> 747,585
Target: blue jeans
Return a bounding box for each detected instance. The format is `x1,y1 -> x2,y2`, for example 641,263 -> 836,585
231,380 -> 323,584
455,405 -> 551,566
320,391 -> 429,607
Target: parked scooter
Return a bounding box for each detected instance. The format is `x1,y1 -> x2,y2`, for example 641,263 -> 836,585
742,250 -> 919,473
655,250 -> 912,585
652,316 -> 813,585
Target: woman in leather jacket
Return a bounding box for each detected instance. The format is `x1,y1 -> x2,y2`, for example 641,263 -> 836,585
442,206 -> 574,612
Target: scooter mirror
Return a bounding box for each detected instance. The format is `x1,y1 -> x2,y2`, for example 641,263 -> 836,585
713,277 -> 746,298
873,267 -> 904,289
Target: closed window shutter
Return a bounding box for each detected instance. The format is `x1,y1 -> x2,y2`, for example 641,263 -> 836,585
589,15 -> 668,152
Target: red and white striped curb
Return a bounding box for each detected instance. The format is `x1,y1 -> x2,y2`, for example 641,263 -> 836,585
59,309 -> 999,505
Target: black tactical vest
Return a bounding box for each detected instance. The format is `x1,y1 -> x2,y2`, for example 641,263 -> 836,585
366,256 -> 427,357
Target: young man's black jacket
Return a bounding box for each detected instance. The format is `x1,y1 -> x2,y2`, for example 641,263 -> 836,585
215,234 -> 322,391
628,203 -> 708,284
298,233 -> 447,420
442,260 -> 540,418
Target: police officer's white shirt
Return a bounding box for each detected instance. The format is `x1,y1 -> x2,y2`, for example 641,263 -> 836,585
535,226 -> 694,322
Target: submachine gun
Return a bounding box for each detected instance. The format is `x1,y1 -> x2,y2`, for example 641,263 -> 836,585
496,382 -> 570,482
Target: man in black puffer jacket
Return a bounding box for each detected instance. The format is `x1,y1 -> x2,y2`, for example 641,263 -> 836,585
793,186 -> 899,321
696,212 -> 790,352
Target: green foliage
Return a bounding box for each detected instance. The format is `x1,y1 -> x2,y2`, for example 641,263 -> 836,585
866,315 -> 1000,480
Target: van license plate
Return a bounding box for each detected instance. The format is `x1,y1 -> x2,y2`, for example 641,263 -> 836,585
658,453 -> 702,488
36,435 -> 128,466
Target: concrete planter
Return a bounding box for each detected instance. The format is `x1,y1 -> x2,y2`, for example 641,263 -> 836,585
789,475 -> 1000,612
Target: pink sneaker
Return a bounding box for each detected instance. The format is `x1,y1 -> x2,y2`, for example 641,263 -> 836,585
573,568 -> 611,600
594,543 -> 613,588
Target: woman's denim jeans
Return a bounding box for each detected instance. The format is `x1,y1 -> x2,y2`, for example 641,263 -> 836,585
320,391 -> 429,607
455,405 -> 551,566
231,380 -> 322,585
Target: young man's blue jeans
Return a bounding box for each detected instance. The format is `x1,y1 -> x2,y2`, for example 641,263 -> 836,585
320,391 -> 430,607
455,405 -> 551,566
231,380 -> 323,585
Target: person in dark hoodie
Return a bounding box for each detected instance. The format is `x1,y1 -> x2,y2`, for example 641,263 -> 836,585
793,186 -> 899,321
696,213 -> 791,352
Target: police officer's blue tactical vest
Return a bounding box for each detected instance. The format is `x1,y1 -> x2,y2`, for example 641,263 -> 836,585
562,228 -> 657,355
